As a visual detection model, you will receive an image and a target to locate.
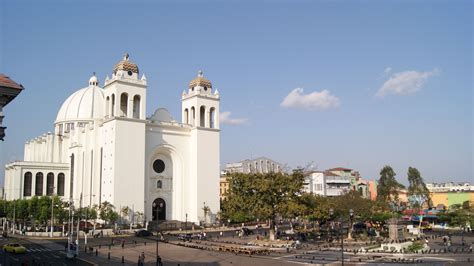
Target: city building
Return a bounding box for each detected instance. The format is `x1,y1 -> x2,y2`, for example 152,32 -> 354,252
305,170 -> 351,196
223,156 -> 282,174
424,182 -> 473,209
3,54 -> 220,224
368,180 -> 378,200
304,167 -> 375,199
0,74 -> 24,140
426,182 -> 473,192
219,176 -> 229,201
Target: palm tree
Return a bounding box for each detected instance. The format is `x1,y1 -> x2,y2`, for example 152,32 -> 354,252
121,206 -> 130,225
135,211 -> 144,227
202,203 -> 210,225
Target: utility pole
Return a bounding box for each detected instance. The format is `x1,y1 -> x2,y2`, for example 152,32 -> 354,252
12,199 -> 16,235
50,186 -> 55,238
76,193 -> 82,256
67,199 -> 74,259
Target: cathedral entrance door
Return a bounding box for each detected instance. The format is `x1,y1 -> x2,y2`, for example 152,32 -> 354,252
152,198 -> 166,221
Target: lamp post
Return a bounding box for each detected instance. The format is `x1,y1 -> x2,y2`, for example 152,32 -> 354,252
329,208 -> 345,266
348,209 -> 354,240
329,208 -> 334,242
83,194 -> 95,246
50,185 -> 56,238
152,201 -> 156,225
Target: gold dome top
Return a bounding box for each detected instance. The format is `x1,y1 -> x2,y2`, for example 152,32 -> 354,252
189,70 -> 212,89
113,53 -> 139,74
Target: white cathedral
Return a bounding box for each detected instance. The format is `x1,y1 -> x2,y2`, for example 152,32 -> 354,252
4,54 -> 220,224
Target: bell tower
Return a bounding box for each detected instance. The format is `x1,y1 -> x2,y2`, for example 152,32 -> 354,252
103,53 -> 147,119
181,71 -> 220,223
181,70 -> 219,128
100,53 -> 147,218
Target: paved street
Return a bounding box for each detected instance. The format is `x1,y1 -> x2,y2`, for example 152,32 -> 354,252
0,235 -> 93,266
1,229 -> 473,265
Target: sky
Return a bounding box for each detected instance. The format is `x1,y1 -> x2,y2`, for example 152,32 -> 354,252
0,0 -> 472,186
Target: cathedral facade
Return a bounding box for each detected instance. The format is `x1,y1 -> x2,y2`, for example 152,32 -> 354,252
4,54 -> 220,224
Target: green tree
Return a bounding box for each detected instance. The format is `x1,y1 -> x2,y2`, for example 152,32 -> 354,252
99,201 -> 116,225
222,169 -> 305,240
407,167 -> 431,208
377,166 -> 404,205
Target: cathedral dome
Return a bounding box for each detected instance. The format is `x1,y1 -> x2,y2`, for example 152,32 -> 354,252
55,80 -> 105,124
189,70 -> 212,89
113,53 -> 139,75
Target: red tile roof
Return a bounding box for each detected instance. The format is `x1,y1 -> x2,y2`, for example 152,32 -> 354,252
327,167 -> 352,171
324,171 -> 340,176
0,74 -> 23,90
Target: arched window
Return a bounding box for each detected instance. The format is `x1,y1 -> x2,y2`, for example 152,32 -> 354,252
184,108 -> 189,124
35,172 -> 44,196
23,172 -> 32,196
47,172 -> 54,196
209,107 -> 215,128
191,107 -> 195,126
120,93 -> 128,117
105,96 -> 110,117
111,94 -> 115,117
57,173 -> 65,196
133,95 -> 140,119
157,180 -> 162,189
200,106 -> 206,127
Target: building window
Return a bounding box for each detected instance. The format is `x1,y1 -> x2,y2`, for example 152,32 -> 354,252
47,172 -> 54,196
57,173 -> 65,196
209,107 -> 215,128
23,172 -> 32,196
133,95 -> 140,119
35,172 -> 44,196
120,93 -> 128,117
153,159 -> 165,174
200,106 -> 206,127
157,180 -> 162,189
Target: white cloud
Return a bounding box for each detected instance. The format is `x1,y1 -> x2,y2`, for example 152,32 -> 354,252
376,68 -> 439,97
384,67 -> 392,74
220,111 -> 248,125
280,88 -> 340,111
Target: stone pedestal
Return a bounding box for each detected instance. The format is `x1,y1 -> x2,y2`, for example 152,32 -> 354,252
388,218 -> 399,241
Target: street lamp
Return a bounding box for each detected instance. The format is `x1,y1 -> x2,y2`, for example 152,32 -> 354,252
348,209 -> 354,240
83,194 -> 95,246
50,185 -> 56,238
329,208 -> 345,266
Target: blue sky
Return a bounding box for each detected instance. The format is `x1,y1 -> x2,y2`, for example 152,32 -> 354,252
0,0 -> 472,185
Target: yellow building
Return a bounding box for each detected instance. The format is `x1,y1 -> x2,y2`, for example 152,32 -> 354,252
219,175 -> 230,201
430,191 -> 474,209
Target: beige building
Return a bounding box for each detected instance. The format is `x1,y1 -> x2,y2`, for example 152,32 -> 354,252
219,175 -> 230,201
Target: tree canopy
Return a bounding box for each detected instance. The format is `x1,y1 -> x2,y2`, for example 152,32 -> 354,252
407,167 -> 431,208
377,165 -> 404,204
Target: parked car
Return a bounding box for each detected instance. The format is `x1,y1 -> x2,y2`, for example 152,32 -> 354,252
3,243 -> 27,253
177,233 -> 193,241
242,227 -> 254,236
135,230 -> 153,237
